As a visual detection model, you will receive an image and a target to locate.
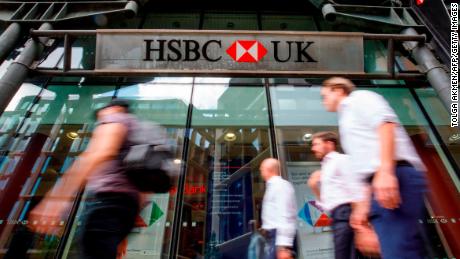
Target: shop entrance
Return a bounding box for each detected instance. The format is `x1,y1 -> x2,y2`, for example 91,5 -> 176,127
0,77 -> 456,259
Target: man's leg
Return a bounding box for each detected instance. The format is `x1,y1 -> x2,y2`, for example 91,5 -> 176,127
370,166 -> 426,259
80,193 -> 138,259
332,204 -> 357,259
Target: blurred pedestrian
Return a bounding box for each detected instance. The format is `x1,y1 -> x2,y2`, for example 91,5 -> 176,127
259,158 -> 297,259
320,77 -> 427,258
307,131 -> 379,259
29,99 -> 143,259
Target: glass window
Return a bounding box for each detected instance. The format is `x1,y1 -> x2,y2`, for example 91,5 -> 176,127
1,76 -> 459,258
103,17 -> 142,29
38,36 -> 96,71
63,77 -> 192,259
0,84 -> 116,258
143,13 -> 200,29
202,12 -> 258,30
0,83 -> 44,151
177,78 -> 271,258
270,82 -> 455,258
270,85 -> 337,258
415,88 -> 460,175
261,15 -> 317,31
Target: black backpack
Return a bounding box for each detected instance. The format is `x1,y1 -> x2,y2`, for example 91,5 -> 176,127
122,120 -> 176,193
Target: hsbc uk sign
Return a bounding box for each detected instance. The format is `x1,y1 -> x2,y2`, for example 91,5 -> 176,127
96,30 -> 364,74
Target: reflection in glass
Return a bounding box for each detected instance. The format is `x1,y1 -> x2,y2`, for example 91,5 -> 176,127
0,84 -> 115,258
270,86 -> 337,258
202,13 -> 258,30
117,79 -> 192,258
261,15 -> 317,31
142,13 -> 200,29
63,79 -> 193,259
415,88 -> 460,171
178,81 -> 271,258
270,84 -> 456,258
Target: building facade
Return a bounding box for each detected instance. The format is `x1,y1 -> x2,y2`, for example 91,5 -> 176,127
0,0 -> 459,258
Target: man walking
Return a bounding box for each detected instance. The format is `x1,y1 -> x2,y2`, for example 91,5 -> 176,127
29,99 -> 142,259
307,131 -> 379,259
259,158 -> 297,259
320,77 -> 427,258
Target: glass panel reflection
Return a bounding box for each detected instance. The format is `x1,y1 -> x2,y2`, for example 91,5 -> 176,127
117,78 -> 192,258
415,88 -> 460,172
202,13 -> 258,30
178,80 -> 271,258
0,84 -> 116,258
63,78 -> 192,259
270,84 -> 455,258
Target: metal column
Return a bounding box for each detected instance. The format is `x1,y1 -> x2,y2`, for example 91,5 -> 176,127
402,28 -> 454,111
0,23 -> 52,116
0,23 -> 21,64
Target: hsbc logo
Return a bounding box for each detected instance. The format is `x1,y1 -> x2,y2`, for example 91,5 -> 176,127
226,40 -> 267,62
143,38 -> 317,63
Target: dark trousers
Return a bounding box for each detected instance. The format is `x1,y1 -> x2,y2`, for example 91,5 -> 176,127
370,165 -> 426,259
261,229 -> 297,259
262,229 -> 277,259
331,204 -> 358,259
80,192 -> 139,259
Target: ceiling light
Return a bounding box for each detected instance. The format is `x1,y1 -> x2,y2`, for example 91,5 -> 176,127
302,133 -> 312,142
173,159 -> 182,164
449,133 -> 460,143
66,132 -> 79,140
224,132 -> 237,142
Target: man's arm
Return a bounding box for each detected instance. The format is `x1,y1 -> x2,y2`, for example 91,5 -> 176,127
275,184 -> 297,246
275,183 -> 297,259
29,122 -> 127,234
307,170 -> 321,200
373,122 -> 400,209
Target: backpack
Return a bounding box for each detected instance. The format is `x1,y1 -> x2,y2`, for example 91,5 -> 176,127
122,120 -> 175,193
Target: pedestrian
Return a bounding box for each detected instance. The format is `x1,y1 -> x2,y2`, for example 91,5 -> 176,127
307,131 -> 379,259
259,158 -> 297,259
29,99 -> 144,259
320,77 -> 427,258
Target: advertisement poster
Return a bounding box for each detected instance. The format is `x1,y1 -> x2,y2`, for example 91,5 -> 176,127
126,193 -> 170,259
286,162 -> 334,259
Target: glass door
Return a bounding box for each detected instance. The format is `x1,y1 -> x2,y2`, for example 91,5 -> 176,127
177,78 -> 272,259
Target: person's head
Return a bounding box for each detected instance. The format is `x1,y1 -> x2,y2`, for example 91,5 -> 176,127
95,99 -> 130,120
259,158 -> 280,182
311,131 -> 339,160
320,77 -> 355,112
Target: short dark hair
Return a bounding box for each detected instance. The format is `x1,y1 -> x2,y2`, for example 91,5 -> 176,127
94,98 -> 131,118
312,131 -> 339,147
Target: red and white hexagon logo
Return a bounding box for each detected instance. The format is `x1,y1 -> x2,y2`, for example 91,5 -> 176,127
226,40 -> 268,62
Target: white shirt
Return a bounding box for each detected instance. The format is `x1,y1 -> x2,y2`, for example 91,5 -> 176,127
319,151 -> 364,212
338,90 -> 425,180
261,176 -> 297,247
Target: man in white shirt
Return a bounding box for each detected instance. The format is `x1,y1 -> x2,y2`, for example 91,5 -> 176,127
260,158 -> 297,259
320,77 -> 427,259
307,131 -> 379,259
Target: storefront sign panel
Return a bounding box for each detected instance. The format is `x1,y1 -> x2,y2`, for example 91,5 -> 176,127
95,30 -> 364,74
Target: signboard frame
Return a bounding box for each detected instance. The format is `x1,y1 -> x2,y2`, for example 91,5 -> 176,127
95,29 -> 365,76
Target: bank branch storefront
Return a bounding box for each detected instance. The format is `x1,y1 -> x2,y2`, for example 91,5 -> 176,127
0,25 -> 459,259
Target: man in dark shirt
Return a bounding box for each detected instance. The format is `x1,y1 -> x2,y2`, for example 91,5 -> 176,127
29,99 -> 141,259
